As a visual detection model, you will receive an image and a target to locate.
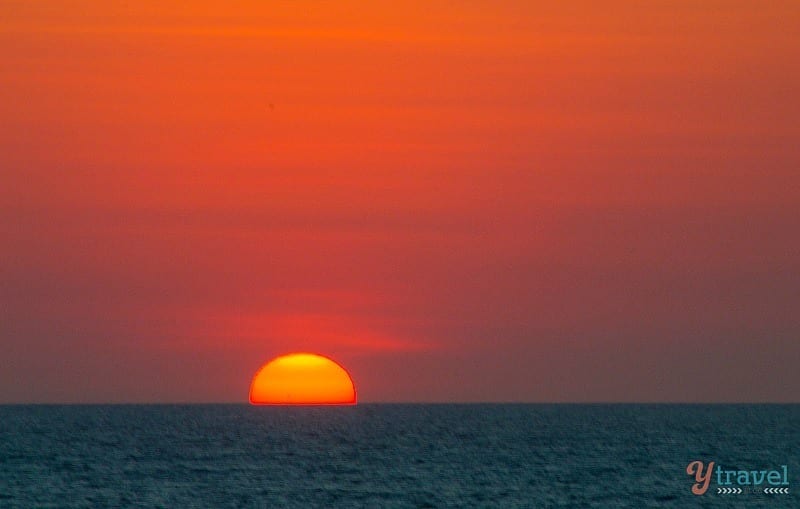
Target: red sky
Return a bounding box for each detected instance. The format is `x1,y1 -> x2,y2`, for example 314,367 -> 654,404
2,1 -> 799,402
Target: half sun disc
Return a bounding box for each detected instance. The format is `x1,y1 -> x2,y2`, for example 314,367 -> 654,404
249,353 -> 357,405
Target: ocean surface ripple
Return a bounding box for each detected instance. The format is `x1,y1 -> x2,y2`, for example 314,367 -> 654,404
1,404 -> 797,508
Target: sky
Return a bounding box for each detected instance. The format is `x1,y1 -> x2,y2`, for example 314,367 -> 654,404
1,1 -> 799,403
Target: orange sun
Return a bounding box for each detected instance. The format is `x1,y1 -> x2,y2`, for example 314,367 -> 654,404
249,353 -> 357,405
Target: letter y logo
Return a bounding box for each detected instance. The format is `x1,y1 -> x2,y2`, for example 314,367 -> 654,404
686,460 -> 715,495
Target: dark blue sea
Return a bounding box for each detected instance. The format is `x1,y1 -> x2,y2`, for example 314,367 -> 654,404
1,404 -> 796,507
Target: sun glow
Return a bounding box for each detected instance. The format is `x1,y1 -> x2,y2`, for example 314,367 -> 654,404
249,353 -> 357,405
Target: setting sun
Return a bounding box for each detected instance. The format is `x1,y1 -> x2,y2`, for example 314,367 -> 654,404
249,353 -> 357,405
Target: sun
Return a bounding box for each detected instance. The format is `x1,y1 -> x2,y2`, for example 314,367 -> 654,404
249,353 -> 357,405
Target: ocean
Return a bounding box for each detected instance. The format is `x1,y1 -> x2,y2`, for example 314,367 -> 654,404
1,404 -> 796,507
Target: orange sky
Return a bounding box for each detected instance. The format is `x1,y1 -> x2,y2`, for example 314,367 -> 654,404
2,1 -> 799,402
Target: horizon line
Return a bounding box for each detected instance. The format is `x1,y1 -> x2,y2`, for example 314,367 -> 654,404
2,401 -> 798,406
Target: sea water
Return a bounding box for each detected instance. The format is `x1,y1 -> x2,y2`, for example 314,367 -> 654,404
1,404 -> 797,507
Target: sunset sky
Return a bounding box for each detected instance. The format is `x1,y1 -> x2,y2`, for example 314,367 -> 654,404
2,1 -> 798,403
